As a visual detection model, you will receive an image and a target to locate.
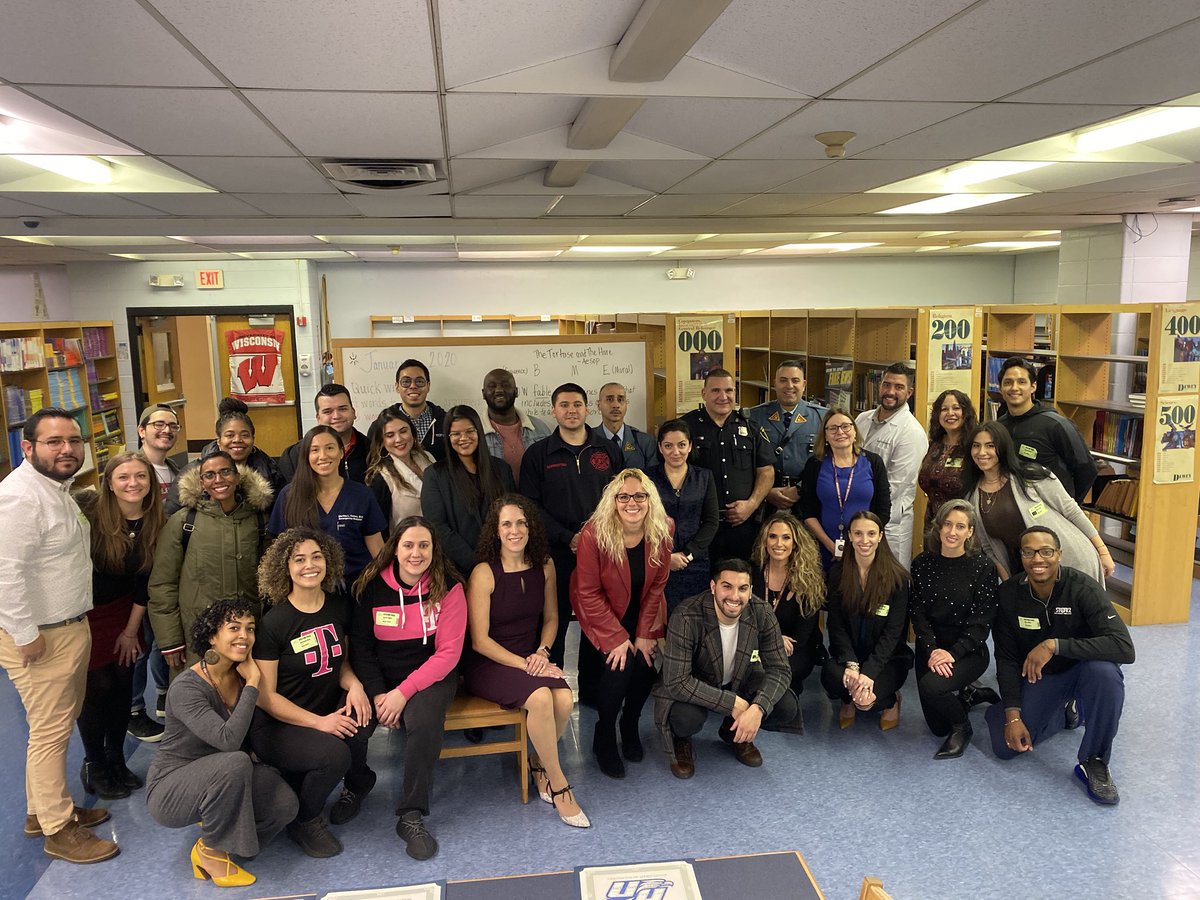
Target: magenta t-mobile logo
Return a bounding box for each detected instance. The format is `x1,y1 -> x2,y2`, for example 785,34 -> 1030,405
302,624 -> 343,676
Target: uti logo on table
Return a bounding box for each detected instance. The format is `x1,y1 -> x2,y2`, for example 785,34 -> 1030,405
606,879 -> 674,900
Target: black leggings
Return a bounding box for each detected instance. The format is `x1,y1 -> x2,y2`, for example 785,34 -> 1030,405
250,709 -> 376,822
582,641 -> 656,741
821,657 -> 910,711
78,662 -> 133,763
915,645 -> 990,736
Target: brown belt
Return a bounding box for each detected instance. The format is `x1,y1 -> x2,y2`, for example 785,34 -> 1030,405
39,613 -> 87,631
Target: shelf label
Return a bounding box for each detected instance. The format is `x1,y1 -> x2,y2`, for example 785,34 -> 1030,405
674,315 -> 724,414
1153,394 -> 1196,484
1160,304 -> 1200,394
926,307 -> 976,404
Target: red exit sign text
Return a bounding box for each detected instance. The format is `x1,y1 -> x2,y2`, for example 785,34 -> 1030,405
196,269 -> 224,289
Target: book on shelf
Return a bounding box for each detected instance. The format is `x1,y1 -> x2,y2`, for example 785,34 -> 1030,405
7,431 -> 22,468
44,338 -> 83,368
0,337 -> 45,371
82,327 -> 112,359
1092,476 -> 1139,518
47,368 -> 86,409
1091,411 -> 1143,458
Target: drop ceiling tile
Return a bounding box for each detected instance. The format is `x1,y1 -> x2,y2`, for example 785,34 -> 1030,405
798,193 -> 941,214
468,171 -> 652,197
343,194 -> 452,217
449,160 -> 548,194
0,196 -> 68,216
458,126 -> 706,161
151,0 -> 436,90
446,95 -> 583,156
831,0 -> 1199,101
1008,161 -> 1192,193
159,157 -> 336,194
627,195 -> 754,217
1068,162 -> 1200,196
625,98 -> 805,159
668,160 -> 830,194
349,250 -> 457,261
27,87 -> 295,156
437,0 -> 643,88
588,160 -> 709,193
692,0 -> 978,95
716,194 -> 844,216
545,196 -> 648,216
453,196 -> 556,218
454,235 -> 580,248
0,192 -> 167,216
243,91 -> 443,158
0,0 -> 220,86
123,193 -> 265,216
1010,20 -> 1200,105
971,192 -> 1121,213
729,100 -> 974,159
860,103 -> 1137,161
774,159 -> 951,193
234,194 -> 361,216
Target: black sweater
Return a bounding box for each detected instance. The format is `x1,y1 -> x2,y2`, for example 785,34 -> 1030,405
519,427 -> 620,550
994,566 -> 1134,710
997,403 -> 1097,502
909,551 -> 997,663
825,564 -> 913,680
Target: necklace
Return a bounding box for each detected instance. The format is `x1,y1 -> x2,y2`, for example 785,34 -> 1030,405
978,477 -> 1006,512
199,660 -> 240,713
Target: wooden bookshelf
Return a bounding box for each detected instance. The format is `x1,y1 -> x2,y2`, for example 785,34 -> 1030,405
982,304 -> 1059,420
370,314 -> 560,338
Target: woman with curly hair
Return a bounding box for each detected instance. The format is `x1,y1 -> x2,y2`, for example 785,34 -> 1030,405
76,451 -> 165,799
349,516 -> 466,861
366,408 -> 433,532
571,468 -> 672,779
146,597 -> 298,888
464,495 -> 587,828
249,527 -> 376,859
918,389 -> 979,526
750,512 -> 826,695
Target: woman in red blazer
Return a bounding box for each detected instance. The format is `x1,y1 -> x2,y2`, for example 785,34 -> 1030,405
571,467 -> 672,779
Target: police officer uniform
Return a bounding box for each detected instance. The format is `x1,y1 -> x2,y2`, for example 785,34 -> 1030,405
600,423 -> 659,472
748,398 -> 826,487
681,406 -> 774,563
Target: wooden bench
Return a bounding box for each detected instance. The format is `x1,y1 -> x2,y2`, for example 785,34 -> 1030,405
439,691 -> 529,804
859,876 -> 893,900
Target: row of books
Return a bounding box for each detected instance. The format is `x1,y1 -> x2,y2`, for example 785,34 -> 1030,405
1091,411 -> 1143,458
47,368 -> 87,410
93,409 -> 121,435
82,327 -> 112,359
4,385 -> 44,424
45,337 -> 83,368
6,431 -> 22,469
985,354 -> 1053,395
0,337 -> 44,371
1091,477 -> 1139,518
94,432 -> 124,471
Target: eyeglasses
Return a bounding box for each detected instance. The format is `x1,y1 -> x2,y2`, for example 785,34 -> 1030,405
200,467 -> 237,482
616,492 -> 649,504
147,422 -> 181,433
825,423 -> 854,434
34,437 -> 86,449
1019,547 -> 1060,559
398,377 -> 428,388
448,428 -> 477,441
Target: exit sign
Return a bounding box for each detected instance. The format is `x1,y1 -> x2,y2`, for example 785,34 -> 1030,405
196,269 -> 224,289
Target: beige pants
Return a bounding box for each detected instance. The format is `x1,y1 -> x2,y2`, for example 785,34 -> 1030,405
0,619 -> 90,835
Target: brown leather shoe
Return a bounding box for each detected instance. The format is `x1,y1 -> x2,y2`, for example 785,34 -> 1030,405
670,737 -> 695,779
42,819 -> 119,864
731,740 -> 763,768
25,807 -> 111,837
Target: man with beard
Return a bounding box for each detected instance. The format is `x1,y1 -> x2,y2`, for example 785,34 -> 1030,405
0,409 -> 120,863
854,363 -> 928,569
479,368 -> 550,488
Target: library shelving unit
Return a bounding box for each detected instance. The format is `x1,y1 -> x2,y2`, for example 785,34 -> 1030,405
982,304 -> 1058,420
369,314 -> 560,338
1054,303 -> 1199,625
0,320 -> 125,490
806,309 -> 857,411
735,311 -> 772,409
852,308 -> 918,416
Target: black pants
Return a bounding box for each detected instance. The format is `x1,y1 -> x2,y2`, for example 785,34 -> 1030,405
915,645 -> 990,736
787,644 -> 819,695
548,546 -> 577,669
669,680 -> 800,738
585,642 -> 656,746
821,657 -> 909,711
393,673 -> 457,817
250,708 -> 377,822
78,661 -> 133,764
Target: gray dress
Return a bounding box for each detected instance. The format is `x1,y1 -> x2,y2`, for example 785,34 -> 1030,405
146,669 -> 297,857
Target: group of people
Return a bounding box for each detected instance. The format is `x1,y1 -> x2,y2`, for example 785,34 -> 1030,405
0,352 -> 1135,885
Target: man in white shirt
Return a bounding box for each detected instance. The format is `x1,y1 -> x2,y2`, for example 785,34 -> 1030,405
0,409 -> 119,864
855,363 -> 928,569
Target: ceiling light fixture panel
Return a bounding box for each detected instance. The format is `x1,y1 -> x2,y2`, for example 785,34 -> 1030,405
879,193 -> 1028,215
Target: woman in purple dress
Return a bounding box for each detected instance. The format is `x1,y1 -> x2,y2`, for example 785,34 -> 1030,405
463,494 -> 589,829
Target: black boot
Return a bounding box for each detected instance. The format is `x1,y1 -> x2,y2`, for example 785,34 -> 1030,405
592,727 -> 625,779
619,715 -> 644,763
80,761 -> 131,800
933,722 -> 973,760
107,755 -> 143,790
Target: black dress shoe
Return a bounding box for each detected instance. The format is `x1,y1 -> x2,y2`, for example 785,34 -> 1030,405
106,758 -> 143,790
593,731 -> 625,779
972,685 -> 1001,706
933,722 -> 972,759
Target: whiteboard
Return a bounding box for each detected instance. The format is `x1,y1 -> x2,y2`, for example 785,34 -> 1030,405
333,334 -> 652,430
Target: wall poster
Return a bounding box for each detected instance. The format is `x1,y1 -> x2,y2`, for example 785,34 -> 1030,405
226,328 -> 286,404
674,315 -> 724,414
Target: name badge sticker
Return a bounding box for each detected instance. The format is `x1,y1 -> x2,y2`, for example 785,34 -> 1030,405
944,458 -> 963,469
290,632 -> 318,653
750,649 -> 761,663
1018,616 -> 1041,630
1029,502 -> 1047,518
1018,444 -> 1038,460
375,610 -> 400,628
876,604 -> 890,617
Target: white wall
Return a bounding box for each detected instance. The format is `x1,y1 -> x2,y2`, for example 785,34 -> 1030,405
0,266 -> 72,321
1013,250 -> 1059,303
317,255 -> 1022,338
1189,234 -> 1200,299
66,259 -> 322,440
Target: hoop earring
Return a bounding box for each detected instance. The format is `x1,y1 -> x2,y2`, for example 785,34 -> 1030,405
203,649 -> 220,666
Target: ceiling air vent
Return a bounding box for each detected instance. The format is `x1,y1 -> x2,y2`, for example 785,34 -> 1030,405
320,160 -> 440,190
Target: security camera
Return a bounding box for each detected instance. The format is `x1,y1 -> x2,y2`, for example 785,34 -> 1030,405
21,217 -> 42,229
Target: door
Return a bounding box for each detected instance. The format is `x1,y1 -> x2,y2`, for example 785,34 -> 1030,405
137,316 -> 189,445
215,314 -> 300,457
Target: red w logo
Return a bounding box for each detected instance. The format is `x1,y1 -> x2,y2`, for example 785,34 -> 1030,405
237,354 -> 279,392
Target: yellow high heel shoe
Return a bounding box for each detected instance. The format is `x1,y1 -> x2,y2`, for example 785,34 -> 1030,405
190,838 -> 256,888
880,693 -> 902,732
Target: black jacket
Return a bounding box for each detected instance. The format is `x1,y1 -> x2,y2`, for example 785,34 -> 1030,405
994,566 -> 1134,710
419,457 -> 515,574
519,427 -> 620,550
278,427 -> 370,484
825,564 -> 913,681
997,402 -> 1097,502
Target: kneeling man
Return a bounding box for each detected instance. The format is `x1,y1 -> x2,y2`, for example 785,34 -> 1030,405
655,559 -> 799,778
985,526 -> 1134,804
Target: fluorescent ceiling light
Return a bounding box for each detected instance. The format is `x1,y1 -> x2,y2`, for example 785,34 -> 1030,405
459,250 -> 562,260
1075,106 -> 1200,152
760,242 -> 883,253
807,232 -> 843,239
10,154 -> 113,184
971,241 -> 1060,249
944,160 -> 1053,188
1177,205 -> 1200,213
566,245 -> 675,254
879,193 -> 1027,215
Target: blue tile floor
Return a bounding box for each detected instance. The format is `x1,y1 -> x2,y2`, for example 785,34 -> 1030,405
6,579 -> 1200,900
